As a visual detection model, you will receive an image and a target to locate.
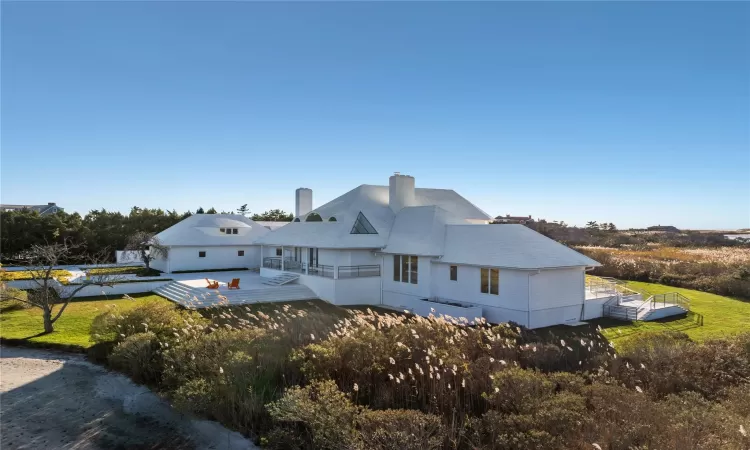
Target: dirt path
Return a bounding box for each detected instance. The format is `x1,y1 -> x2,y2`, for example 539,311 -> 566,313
0,346 -> 256,449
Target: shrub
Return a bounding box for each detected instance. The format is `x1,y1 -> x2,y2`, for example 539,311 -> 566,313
487,367 -> 554,414
108,332 -> 161,384
266,380 -> 360,450
358,409 -> 445,450
90,299 -> 206,345
614,332 -> 750,399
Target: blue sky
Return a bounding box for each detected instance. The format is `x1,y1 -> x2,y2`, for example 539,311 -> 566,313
2,2 -> 748,229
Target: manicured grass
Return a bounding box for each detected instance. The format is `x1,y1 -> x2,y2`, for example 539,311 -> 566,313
0,294 -> 174,350
0,269 -> 72,281
595,281 -> 750,343
85,266 -> 161,277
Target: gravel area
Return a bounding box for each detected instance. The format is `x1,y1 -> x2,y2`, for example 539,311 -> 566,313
0,346 -> 256,449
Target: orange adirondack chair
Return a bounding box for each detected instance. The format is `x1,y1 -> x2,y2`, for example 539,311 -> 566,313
227,278 -> 240,290
205,278 -> 219,289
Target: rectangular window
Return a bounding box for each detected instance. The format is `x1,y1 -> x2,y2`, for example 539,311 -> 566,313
238,250 -> 244,256
393,255 -> 418,284
393,255 -> 400,282
401,255 -> 409,283
232,228 -> 238,234
409,256 -> 418,284
450,265 -> 458,281
276,248 -> 282,256
199,251 -> 206,258
480,268 -> 499,295
220,228 -> 225,233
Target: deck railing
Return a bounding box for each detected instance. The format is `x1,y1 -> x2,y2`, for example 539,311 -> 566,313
308,264 -> 334,278
650,292 -> 691,311
338,265 -> 381,278
263,257 -> 282,270
283,258 -> 305,273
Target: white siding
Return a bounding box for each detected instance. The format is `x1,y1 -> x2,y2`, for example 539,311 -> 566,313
335,277 -> 381,306
382,255 -> 432,301
528,268 -> 585,328
164,246 -> 261,273
431,263 -> 531,327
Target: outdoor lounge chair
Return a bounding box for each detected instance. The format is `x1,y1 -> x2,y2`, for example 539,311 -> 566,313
205,278 -> 219,289
227,278 -> 240,290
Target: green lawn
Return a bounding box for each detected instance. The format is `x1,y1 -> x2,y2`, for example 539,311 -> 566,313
596,281 -> 750,343
0,269 -> 72,282
0,294 -> 173,350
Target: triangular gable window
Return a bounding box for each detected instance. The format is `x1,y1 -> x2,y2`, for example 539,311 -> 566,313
350,212 -> 378,234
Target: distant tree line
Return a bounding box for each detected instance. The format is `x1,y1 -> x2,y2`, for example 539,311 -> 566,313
1,206 -> 294,264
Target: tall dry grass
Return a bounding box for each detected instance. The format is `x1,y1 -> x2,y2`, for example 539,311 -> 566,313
91,302 -> 750,449
578,246 -> 750,298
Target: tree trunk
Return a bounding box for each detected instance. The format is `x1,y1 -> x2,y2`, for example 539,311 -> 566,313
43,308 -> 54,333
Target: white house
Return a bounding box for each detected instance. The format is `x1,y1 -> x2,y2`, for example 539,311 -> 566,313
150,214 -> 273,273
251,174 -> 602,328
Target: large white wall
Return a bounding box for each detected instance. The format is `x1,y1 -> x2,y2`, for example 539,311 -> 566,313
335,277 -> 381,306
382,255 -> 433,302
528,268 -> 585,328
430,263 -> 531,326
162,246 -> 261,273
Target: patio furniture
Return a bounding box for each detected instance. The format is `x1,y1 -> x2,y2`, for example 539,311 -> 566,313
205,278 -> 219,289
227,278 -> 240,290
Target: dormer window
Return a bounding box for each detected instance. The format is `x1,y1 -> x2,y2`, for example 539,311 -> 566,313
221,228 -> 238,235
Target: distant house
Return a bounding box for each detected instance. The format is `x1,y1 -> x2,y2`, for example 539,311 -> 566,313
494,214 -> 534,225
647,225 -> 680,233
1,202 -> 63,215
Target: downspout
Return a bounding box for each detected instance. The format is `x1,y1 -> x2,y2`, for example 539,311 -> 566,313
380,254 -> 384,306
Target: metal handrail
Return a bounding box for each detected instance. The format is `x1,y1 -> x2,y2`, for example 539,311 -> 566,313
308,264 -> 334,278
338,265 -> 381,278
263,257 -> 282,270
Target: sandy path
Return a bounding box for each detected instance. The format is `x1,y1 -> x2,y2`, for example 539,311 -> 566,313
0,346 -> 257,449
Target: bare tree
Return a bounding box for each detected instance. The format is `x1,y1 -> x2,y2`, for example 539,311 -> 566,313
0,241 -> 124,333
124,231 -> 167,271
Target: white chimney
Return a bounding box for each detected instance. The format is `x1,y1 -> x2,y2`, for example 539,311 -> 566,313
295,188 -> 313,217
389,173 -> 415,213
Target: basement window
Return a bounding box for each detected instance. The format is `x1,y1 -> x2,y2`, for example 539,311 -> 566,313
199,251 -> 206,258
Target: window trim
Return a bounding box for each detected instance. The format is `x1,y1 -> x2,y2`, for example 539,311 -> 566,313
480,268 -> 499,295
393,254 -> 418,284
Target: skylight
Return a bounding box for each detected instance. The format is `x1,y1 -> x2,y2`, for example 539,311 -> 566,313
350,212 -> 378,234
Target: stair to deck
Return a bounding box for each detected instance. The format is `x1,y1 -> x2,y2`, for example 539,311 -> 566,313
262,273 -> 300,286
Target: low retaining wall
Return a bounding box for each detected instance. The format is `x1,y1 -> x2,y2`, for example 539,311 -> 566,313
382,292 -> 484,321
6,279 -> 171,297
